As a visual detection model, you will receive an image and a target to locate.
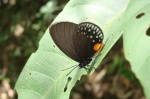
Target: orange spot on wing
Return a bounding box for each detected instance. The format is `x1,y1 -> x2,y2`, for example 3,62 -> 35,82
93,43 -> 101,51
93,43 -> 104,56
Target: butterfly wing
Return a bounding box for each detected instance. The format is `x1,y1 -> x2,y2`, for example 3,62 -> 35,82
49,22 -> 80,62
73,22 -> 104,62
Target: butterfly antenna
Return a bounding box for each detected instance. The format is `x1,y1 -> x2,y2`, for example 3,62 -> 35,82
62,65 -> 77,71
105,37 -> 109,44
66,65 -> 78,76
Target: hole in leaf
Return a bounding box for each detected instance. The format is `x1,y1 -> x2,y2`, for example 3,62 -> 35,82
146,26 -> 150,36
136,13 -> 145,19
64,77 -> 72,92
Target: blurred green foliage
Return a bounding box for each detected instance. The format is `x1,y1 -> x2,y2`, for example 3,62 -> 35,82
0,0 -> 68,90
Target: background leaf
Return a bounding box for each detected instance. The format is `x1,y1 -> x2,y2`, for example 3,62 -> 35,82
123,0 -> 150,98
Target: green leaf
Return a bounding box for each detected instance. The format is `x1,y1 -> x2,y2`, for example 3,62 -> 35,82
15,0 -> 130,99
123,0 -> 150,98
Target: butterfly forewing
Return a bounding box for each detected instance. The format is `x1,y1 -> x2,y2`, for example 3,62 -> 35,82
50,22 -> 80,61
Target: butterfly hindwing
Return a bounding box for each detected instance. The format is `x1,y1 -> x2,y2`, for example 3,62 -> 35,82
73,22 -> 104,62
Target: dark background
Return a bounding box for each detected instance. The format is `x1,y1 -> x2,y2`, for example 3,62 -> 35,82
0,0 -> 145,99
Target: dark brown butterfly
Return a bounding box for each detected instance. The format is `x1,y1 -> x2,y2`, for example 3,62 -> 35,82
49,22 -> 104,74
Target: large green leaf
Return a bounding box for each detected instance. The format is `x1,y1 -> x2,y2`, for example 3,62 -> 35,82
15,0 -> 130,99
123,0 -> 150,98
